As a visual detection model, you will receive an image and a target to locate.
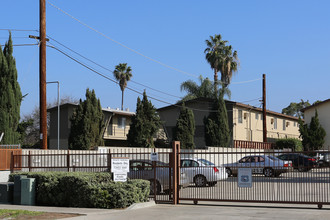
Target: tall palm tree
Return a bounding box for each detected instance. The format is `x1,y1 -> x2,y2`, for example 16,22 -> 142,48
204,34 -> 227,85
204,34 -> 239,88
113,63 -> 132,110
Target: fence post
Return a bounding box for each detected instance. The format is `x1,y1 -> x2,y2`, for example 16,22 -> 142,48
172,141 -> 180,205
67,150 -> 70,172
28,151 -> 31,172
107,149 -> 111,172
10,151 -> 14,173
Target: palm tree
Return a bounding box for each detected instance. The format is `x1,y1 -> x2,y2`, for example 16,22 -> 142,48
204,34 -> 239,88
179,75 -> 231,102
113,63 -> 132,110
204,34 -> 227,85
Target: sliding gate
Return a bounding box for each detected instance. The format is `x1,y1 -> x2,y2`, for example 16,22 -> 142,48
177,147 -> 330,208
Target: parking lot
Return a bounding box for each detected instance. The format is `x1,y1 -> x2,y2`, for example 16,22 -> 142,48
178,167 -> 330,204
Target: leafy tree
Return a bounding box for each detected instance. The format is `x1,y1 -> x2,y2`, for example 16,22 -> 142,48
113,63 -> 132,110
204,34 -> 239,88
69,89 -> 104,150
204,89 -> 230,147
180,75 -> 231,102
0,33 -> 22,144
174,103 -> 195,149
282,99 -> 311,118
299,110 -> 326,151
127,91 -> 162,148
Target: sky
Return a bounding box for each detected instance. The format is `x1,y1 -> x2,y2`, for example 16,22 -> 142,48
1,0 -> 329,117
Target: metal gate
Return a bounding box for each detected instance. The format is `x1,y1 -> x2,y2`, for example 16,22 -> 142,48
177,146 -> 330,208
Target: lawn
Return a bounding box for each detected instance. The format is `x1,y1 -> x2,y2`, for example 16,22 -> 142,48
0,209 -> 81,219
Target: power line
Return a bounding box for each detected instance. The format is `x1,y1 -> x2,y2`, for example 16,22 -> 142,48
0,43 -> 38,47
47,44 -> 236,113
46,0 -> 200,79
0,29 -> 38,32
46,34 -> 183,99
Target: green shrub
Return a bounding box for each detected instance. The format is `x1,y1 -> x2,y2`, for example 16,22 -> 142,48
9,172 -> 149,209
275,138 -> 303,151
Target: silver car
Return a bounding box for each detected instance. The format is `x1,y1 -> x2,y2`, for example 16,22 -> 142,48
180,158 -> 228,187
128,160 -> 189,194
224,155 -> 292,177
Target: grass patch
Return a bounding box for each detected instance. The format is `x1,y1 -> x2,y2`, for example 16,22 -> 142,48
0,209 -> 44,219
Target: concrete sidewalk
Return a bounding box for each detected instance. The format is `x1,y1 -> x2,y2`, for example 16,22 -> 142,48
1,201 -> 329,220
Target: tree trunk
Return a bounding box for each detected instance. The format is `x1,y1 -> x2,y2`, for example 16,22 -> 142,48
121,90 -> 124,110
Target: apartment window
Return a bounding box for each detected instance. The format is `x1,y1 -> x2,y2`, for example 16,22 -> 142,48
283,119 -> 286,131
255,113 -> 259,120
238,110 -> 243,123
294,122 -> 296,127
118,117 -> 126,129
274,118 -> 277,129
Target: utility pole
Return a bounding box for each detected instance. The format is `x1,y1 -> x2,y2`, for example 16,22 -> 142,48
262,74 -> 267,143
40,0 -> 47,149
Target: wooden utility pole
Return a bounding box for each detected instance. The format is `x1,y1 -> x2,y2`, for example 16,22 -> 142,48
40,0 -> 47,149
262,74 -> 267,143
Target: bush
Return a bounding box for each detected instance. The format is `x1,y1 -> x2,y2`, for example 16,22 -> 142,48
9,172 -> 149,209
275,138 -> 303,151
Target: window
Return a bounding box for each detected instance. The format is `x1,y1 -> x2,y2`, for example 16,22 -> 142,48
238,110 -> 243,123
294,122 -> 296,127
274,118 -> 277,129
255,113 -> 259,120
117,117 -> 126,129
283,119 -> 286,131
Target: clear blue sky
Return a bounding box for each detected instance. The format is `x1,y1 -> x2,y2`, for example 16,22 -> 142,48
1,0 -> 329,117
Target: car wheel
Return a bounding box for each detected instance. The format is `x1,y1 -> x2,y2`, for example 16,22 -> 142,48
264,168 -> 273,177
208,181 -> 217,187
194,175 -> 207,187
226,168 -> 232,177
149,180 -> 161,195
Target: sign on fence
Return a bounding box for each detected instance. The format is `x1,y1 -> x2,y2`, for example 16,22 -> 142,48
111,157 -> 129,182
150,152 -> 158,161
238,168 -> 252,188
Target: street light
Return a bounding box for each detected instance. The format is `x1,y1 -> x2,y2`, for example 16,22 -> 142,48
46,81 -> 60,150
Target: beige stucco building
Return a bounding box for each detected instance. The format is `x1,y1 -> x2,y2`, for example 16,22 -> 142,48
48,103 -> 134,149
302,99 -> 330,149
157,98 -> 301,148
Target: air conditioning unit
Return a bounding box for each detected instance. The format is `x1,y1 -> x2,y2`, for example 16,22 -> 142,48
286,122 -> 290,127
243,113 -> 248,119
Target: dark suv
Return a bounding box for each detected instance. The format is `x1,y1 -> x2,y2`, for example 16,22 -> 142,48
277,153 -> 316,172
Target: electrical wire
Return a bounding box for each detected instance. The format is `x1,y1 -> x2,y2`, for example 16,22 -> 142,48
0,43 -> 38,47
46,0 -> 200,79
0,29 -> 38,32
46,34 -> 183,99
47,44 -> 243,113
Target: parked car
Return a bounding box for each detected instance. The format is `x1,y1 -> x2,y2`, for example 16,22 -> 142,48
315,152 -> 330,167
128,159 -> 189,194
180,158 -> 228,187
276,153 -> 316,172
224,155 -> 292,177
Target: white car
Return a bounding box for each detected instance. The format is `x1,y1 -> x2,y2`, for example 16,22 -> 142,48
180,158 -> 228,187
128,160 -> 189,194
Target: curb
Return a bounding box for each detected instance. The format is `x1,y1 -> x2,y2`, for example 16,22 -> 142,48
126,201 -> 156,210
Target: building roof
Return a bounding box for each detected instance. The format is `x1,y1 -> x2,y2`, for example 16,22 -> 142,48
47,102 -> 135,116
157,97 -> 300,121
302,99 -> 330,112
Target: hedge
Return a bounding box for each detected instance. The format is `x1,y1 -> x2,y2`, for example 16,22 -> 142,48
9,172 -> 150,209
275,138 -> 303,151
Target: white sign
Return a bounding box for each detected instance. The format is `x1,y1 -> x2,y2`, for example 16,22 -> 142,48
111,158 -> 129,173
113,172 -> 127,182
238,168 -> 252,188
150,152 -> 159,161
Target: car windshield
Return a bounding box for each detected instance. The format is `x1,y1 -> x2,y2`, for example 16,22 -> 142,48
197,159 -> 215,166
267,155 -> 279,161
